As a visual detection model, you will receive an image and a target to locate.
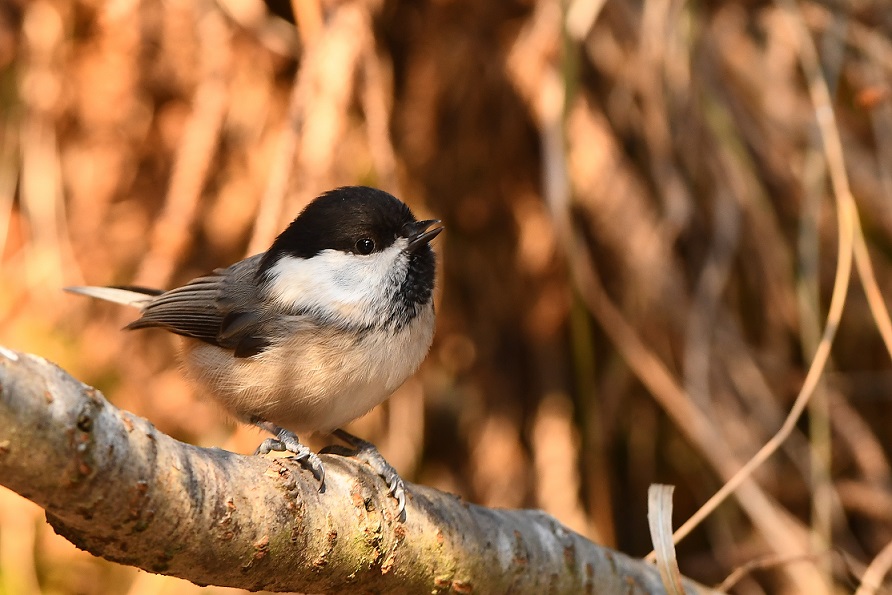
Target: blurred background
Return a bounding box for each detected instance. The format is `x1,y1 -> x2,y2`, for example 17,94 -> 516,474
0,0 -> 891,593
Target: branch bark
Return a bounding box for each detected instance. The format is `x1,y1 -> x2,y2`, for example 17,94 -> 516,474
0,347 -> 720,594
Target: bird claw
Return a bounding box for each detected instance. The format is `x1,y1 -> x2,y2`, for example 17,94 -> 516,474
253,424 -> 325,488
334,429 -> 407,517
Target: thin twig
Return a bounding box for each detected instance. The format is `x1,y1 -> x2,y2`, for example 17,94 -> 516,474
855,540 -> 892,595
718,552 -> 832,592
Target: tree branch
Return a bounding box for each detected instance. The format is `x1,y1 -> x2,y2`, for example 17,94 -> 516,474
0,347 -> 719,594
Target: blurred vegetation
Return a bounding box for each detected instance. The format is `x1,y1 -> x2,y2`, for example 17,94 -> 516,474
1,0 -> 892,593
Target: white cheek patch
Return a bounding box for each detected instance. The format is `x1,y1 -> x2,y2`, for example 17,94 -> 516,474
265,240 -> 409,326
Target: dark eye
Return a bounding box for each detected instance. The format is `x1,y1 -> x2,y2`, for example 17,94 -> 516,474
355,238 -> 375,255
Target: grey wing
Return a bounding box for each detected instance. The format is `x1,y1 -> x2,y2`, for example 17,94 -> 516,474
127,254 -> 274,357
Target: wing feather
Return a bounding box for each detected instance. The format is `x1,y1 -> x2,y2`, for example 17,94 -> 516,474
124,255 -> 273,356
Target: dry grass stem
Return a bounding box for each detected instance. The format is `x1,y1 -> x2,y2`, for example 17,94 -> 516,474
136,5 -> 230,288
648,484 -> 686,595
668,0 -> 859,555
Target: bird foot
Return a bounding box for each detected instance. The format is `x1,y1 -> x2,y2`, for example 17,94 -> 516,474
253,422 -> 325,487
332,429 -> 406,516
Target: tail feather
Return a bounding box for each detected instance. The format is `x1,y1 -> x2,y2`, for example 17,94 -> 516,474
64,286 -> 160,309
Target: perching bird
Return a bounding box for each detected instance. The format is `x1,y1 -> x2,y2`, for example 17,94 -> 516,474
66,186 -> 443,514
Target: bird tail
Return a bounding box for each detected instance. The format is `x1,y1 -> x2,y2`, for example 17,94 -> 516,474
64,285 -> 163,309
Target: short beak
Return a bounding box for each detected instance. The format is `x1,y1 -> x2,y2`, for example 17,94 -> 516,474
403,219 -> 444,252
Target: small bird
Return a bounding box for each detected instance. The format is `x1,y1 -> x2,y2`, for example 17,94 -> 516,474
66,186 -> 443,515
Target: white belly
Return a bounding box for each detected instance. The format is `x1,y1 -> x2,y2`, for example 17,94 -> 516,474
181,306 -> 435,434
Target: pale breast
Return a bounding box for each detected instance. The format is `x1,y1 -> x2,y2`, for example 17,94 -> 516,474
180,305 -> 435,434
